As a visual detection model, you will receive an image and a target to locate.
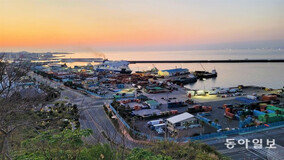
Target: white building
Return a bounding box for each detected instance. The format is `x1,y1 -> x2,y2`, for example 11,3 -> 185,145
166,112 -> 197,132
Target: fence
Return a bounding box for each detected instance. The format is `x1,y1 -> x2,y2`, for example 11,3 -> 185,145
188,121 -> 284,141
109,104 -> 284,142
235,97 -> 258,104
109,104 -> 131,129
109,104 -> 153,140
196,113 -> 222,130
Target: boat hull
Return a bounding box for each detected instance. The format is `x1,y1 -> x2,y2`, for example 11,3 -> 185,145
96,68 -> 132,74
173,77 -> 197,85
194,71 -> 217,79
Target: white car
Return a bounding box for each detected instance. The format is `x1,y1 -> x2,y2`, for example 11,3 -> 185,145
208,90 -> 218,95
229,88 -> 238,93
218,89 -> 228,94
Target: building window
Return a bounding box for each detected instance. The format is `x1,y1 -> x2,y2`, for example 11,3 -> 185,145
175,122 -> 181,127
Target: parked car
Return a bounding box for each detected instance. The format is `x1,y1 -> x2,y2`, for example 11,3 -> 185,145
208,90 -> 218,95
229,88 -> 238,93
218,89 -> 228,94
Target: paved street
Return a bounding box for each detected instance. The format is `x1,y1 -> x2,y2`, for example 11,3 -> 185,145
30,72 -> 142,148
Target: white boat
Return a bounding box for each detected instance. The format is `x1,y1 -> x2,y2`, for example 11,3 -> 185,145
94,60 -> 132,74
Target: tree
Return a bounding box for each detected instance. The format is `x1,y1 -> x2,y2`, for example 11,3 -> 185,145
126,148 -> 172,160
0,58 -> 40,159
149,141 -> 228,160
184,121 -> 191,129
0,58 -> 60,159
14,129 -> 92,160
79,143 -> 117,160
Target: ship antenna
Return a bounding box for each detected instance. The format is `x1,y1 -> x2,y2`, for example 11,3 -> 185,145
200,63 -> 206,71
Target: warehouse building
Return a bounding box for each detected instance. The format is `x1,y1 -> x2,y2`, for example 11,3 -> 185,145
144,100 -> 160,109
166,112 -> 197,132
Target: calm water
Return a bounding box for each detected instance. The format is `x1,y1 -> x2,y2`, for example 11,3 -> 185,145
130,63 -> 284,90
61,49 -> 284,89
105,49 -> 284,61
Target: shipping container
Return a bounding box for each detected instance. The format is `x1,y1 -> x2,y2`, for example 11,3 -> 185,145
147,119 -> 163,126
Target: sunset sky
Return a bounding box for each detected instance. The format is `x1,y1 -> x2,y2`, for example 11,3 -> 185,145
0,0 -> 283,52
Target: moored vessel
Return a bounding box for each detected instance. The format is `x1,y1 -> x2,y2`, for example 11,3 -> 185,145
94,59 -> 132,74
194,69 -> 217,79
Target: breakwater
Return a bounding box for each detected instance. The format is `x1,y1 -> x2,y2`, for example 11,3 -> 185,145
129,59 -> 284,64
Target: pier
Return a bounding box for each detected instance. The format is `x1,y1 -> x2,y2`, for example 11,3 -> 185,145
129,59 -> 284,64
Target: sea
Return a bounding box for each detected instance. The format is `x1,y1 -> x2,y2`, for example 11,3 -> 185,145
59,49 -> 284,90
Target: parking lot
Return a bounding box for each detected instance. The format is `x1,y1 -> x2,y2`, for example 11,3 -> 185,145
200,99 -> 242,129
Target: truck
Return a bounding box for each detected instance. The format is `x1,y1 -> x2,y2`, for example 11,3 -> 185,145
261,95 -> 279,104
168,102 -> 185,108
150,123 -> 166,130
223,104 -> 233,109
224,107 -> 235,119
225,111 -> 235,119
147,119 -> 163,127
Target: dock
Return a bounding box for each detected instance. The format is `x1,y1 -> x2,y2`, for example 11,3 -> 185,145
129,59 -> 284,64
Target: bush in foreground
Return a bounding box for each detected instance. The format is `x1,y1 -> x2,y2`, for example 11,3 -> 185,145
13,129 -> 229,160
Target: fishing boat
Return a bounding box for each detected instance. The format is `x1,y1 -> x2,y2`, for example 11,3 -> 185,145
172,74 -> 197,85
194,69 -> 217,79
94,59 -> 132,74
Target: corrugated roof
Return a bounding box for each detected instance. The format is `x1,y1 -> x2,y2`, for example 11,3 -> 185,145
166,112 -> 194,124
145,100 -> 159,106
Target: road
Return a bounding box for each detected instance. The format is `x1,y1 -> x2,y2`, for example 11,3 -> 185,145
29,72 -> 141,148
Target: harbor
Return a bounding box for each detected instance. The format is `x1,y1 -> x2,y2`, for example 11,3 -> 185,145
2,51 -> 284,158
2,0 -> 284,159
30,58 -> 284,140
